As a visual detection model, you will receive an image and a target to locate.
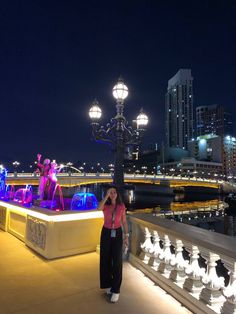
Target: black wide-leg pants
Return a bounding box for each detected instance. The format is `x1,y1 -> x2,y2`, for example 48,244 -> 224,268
100,226 -> 123,293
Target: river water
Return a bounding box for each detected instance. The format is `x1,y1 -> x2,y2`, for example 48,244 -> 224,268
74,183 -> 224,211
72,183 -> 236,237
21,183 -> 235,236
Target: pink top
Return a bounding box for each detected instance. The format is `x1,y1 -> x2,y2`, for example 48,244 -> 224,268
103,203 -> 126,229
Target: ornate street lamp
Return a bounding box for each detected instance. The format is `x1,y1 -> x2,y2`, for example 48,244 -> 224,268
89,78 -> 148,193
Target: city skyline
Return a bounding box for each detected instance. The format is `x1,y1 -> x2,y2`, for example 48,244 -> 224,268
1,1 -> 236,168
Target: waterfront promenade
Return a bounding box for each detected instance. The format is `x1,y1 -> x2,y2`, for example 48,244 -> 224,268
0,230 -> 192,314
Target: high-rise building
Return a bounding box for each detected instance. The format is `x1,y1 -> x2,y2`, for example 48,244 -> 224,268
165,69 -> 194,150
196,104 -> 233,137
223,136 -> 236,177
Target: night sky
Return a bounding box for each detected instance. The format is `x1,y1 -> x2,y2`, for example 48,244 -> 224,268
1,0 -> 236,170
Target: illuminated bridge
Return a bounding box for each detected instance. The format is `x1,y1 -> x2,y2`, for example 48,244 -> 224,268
6,172 -> 236,193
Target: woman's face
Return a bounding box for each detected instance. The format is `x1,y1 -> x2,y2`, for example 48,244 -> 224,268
109,188 -> 117,201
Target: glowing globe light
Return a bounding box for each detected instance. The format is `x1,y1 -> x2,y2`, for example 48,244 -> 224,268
137,111 -> 148,128
89,100 -> 102,120
112,78 -> 128,102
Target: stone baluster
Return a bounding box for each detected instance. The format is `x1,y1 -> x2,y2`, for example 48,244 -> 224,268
221,260 -> 236,314
170,239 -> 189,284
139,227 -> 152,264
148,230 -> 162,270
183,244 -> 205,296
158,234 -> 174,277
200,250 -> 225,307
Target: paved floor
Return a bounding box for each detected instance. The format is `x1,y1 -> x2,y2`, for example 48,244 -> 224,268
0,230 -> 192,314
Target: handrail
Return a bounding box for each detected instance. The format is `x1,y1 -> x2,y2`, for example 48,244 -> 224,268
5,172 -> 226,184
128,213 -> 236,314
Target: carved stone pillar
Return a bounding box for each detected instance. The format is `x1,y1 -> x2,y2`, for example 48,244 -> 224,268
221,260 -> 236,314
200,251 -> 225,306
139,227 -> 152,264
148,230 -> 162,270
170,239 -> 188,284
184,244 -> 205,295
158,234 -> 174,277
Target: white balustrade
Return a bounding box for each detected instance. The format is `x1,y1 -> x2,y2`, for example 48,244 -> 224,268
169,239 -> 189,284
128,213 -> 236,314
148,230 -> 162,270
221,260 -> 236,314
158,234 -> 174,277
184,244 -> 205,295
139,226 -> 152,264
200,251 -> 225,306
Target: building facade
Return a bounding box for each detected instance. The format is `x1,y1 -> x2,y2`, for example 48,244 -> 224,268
188,134 -> 222,163
165,69 -> 194,150
196,104 -> 233,137
187,134 -> 236,178
163,158 -> 222,179
223,136 -> 236,177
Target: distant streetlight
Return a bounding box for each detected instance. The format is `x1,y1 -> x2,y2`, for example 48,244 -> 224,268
12,161 -> 20,171
89,78 -> 148,192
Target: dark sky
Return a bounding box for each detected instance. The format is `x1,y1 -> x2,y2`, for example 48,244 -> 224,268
1,0 -> 236,169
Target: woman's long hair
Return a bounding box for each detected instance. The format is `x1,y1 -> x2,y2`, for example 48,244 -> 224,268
105,185 -> 123,205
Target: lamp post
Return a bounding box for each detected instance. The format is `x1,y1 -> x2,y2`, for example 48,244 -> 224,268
12,161 -> 20,173
89,78 -> 148,193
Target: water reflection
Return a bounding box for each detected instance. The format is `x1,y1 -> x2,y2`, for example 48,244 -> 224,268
127,193 -> 174,211
125,189 -> 235,237
224,216 -> 236,236
63,184 -> 235,237
224,199 -> 236,236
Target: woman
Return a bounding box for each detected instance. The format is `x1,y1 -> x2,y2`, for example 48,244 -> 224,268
98,186 -> 129,303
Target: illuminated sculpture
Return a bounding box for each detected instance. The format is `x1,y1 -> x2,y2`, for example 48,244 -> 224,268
36,154 -> 50,200
45,161 -> 62,200
0,166 -> 7,198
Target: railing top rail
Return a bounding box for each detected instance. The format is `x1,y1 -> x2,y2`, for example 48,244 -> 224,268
129,213 -> 236,260
6,172 -> 224,182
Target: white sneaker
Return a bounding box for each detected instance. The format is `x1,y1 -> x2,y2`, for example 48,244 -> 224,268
106,288 -> 112,295
110,293 -> 120,303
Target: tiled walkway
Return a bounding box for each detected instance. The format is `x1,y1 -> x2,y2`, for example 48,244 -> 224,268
0,230 -> 192,314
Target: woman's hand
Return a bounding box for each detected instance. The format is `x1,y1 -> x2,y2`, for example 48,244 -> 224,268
123,235 -> 129,248
97,188 -> 111,211
105,189 -> 111,200
124,236 -> 129,248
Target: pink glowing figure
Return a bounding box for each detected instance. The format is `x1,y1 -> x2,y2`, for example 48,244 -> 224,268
51,184 -> 64,210
45,162 -> 62,201
37,154 -> 50,200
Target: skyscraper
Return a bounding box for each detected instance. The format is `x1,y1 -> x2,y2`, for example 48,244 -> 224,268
196,104 -> 233,137
165,69 -> 194,150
